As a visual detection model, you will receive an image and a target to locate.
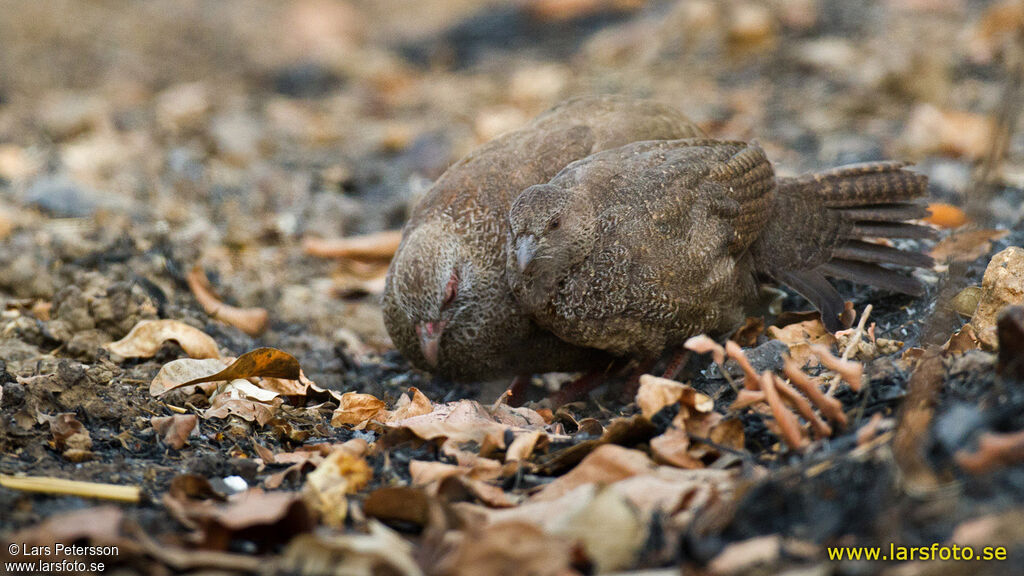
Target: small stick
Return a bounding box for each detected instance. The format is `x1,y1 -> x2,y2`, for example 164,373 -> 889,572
784,357 -> 848,428
773,374 -> 832,439
0,474 -> 141,503
760,371 -> 807,450
841,304 -> 872,362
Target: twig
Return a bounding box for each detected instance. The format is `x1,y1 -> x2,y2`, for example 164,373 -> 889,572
0,474 -> 141,503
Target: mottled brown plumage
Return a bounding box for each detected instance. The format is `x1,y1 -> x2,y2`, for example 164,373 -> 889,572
507,138 -> 933,356
382,96 -> 703,380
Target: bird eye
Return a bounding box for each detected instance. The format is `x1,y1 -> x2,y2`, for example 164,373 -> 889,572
547,218 -> 560,231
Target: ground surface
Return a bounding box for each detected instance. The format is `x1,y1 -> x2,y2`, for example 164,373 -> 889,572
1,1 -> 1024,575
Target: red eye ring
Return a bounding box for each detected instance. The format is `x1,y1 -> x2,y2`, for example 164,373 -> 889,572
442,270 -> 459,308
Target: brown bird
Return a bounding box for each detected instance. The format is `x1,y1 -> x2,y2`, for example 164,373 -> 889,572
507,138 -> 933,356
382,96 -> 704,381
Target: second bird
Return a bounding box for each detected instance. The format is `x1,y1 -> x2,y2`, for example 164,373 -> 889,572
507,138 -> 934,357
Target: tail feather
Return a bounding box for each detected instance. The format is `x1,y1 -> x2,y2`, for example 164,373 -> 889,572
846,221 -> 938,240
818,259 -> 926,296
838,203 -> 929,222
756,161 -> 933,330
798,161 -> 926,207
833,240 -> 934,269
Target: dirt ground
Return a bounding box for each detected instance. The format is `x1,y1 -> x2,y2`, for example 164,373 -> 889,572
2,1 -> 1024,575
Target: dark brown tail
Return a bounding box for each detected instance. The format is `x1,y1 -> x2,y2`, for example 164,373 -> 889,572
753,162 -> 935,331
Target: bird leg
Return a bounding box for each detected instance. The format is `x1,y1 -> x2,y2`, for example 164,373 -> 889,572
661,349 -> 691,381
551,369 -> 607,406
507,374 -> 532,407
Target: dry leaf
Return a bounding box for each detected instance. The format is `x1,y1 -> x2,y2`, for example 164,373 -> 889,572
204,395 -> 280,426
533,444 -> 654,502
105,319 -> 220,359
150,358 -> 231,396
303,446 -> 373,528
930,228 -> 1008,262
554,485 -> 646,573
274,522 -> 423,576
768,318 -> 836,367
650,428 -> 703,469
151,414 -> 198,449
636,374 -> 714,418
187,266 -> 269,336
183,347 -> 301,387
331,392 -> 387,427
448,520 -> 572,576
733,316 -> 765,346
708,535 -> 781,575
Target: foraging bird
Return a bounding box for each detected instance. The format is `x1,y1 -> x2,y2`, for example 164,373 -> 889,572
507,138 -> 933,356
383,96 -> 704,380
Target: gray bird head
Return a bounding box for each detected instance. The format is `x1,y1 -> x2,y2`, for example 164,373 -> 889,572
507,183 -> 595,314
382,223 -> 478,371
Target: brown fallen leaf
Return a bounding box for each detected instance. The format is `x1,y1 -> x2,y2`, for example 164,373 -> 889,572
650,428 -> 703,469
636,374 -> 714,418
182,347 -> 301,387
273,521 -> 423,576
331,388 -> 433,427
205,394 -> 280,426
302,229 -> 403,261
105,319 -> 219,360
150,357 -> 230,396
533,444 -> 654,502
733,316 -> 765,346
303,446 -> 373,528
768,318 -> 837,367
151,414 -> 199,449
929,228 -> 1008,263
447,520 -> 573,576
187,266 -> 269,336
6,505 -> 139,556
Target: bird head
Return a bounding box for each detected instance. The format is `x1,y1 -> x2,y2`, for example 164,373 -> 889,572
507,183 -> 594,313
383,224 -> 476,370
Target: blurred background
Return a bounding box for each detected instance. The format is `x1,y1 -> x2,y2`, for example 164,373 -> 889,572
0,0 -> 1021,356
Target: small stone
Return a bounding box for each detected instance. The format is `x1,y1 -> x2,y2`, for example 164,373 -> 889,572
969,247 -> 1024,349
156,82 -> 210,132
727,3 -> 776,52
904,104 -> 995,160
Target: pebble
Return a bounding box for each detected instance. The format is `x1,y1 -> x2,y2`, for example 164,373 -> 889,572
970,246 -> 1024,349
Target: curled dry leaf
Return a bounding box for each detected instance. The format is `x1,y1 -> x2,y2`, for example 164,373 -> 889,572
382,398 -> 548,451
733,316 -> 765,346
150,358 -> 229,396
331,387 -> 433,428
650,428 -> 702,469
274,522 -> 423,576
448,520 -> 572,576
684,334 -> 725,365
205,394 -> 280,426
768,318 -> 836,367
303,446 -> 373,528
151,414 -> 199,449
636,374 -> 714,418
331,392 -> 387,427
105,319 -> 219,360
181,347 -> 301,388
187,266 -> 269,336
532,444 -> 654,502
302,229 -> 403,261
